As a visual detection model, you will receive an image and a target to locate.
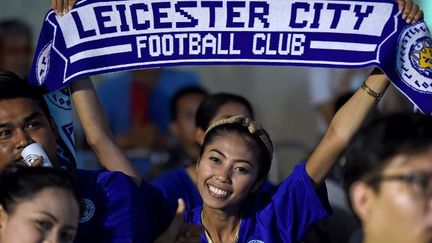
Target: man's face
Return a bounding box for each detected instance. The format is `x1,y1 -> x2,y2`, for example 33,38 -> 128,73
0,98 -> 58,169
354,149 -> 432,243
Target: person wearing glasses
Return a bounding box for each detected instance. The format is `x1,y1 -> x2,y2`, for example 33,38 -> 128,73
343,113 -> 432,243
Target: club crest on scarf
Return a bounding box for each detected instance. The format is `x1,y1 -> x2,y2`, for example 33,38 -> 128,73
36,41 -> 52,86
396,22 -> 432,94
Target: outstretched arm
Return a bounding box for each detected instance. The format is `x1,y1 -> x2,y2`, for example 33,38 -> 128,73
70,77 -> 142,185
306,68 -> 389,186
305,0 -> 423,186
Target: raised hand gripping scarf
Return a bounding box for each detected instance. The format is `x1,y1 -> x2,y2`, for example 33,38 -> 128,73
30,0 -> 432,114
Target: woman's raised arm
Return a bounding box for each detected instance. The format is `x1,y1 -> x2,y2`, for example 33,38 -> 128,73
306,68 -> 389,186
70,77 -> 142,185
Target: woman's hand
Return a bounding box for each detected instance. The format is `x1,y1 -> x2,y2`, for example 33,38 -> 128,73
398,0 -> 423,24
52,0 -> 76,16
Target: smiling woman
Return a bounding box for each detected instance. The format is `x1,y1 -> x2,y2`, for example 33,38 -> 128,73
190,115 -> 328,243
198,117 -> 271,207
0,165 -> 80,243
180,66 -> 395,243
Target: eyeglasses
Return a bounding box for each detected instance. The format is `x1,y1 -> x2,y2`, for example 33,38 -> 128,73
369,172 -> 432,198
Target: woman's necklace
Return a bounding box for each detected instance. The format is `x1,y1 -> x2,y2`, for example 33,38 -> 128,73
201,210 -> 241,243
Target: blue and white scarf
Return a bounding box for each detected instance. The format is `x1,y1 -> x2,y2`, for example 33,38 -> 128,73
30,0 -> 432,114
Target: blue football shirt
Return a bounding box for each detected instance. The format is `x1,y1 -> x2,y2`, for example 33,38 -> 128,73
184,163 -> 331,243
74,169 -> 149,243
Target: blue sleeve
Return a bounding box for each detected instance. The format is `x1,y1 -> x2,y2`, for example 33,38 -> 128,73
97,172 -> 150,243
254,163 -> 331,242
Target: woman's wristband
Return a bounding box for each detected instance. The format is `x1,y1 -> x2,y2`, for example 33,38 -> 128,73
361,82 -> 383,99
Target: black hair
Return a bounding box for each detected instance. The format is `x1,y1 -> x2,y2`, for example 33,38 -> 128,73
0,19 -> 32,48
0,71 -> 50,117
170,86 -> 208,121
0,164 -> 80,214
195,93 -> 254,130
343,112 -> 432,195
200,121 -> 273,183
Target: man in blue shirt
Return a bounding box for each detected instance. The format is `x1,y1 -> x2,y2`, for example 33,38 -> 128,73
0,71 -> 149,242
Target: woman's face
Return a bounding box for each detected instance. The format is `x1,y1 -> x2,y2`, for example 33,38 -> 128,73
0,188 -> 79,243
197,133 -> 260,212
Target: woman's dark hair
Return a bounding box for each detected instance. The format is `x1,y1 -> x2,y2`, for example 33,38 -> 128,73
200,117 -> 273,183
343,112 -> 432,194
0,165 -> 80,214
195,93 -> 254,130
